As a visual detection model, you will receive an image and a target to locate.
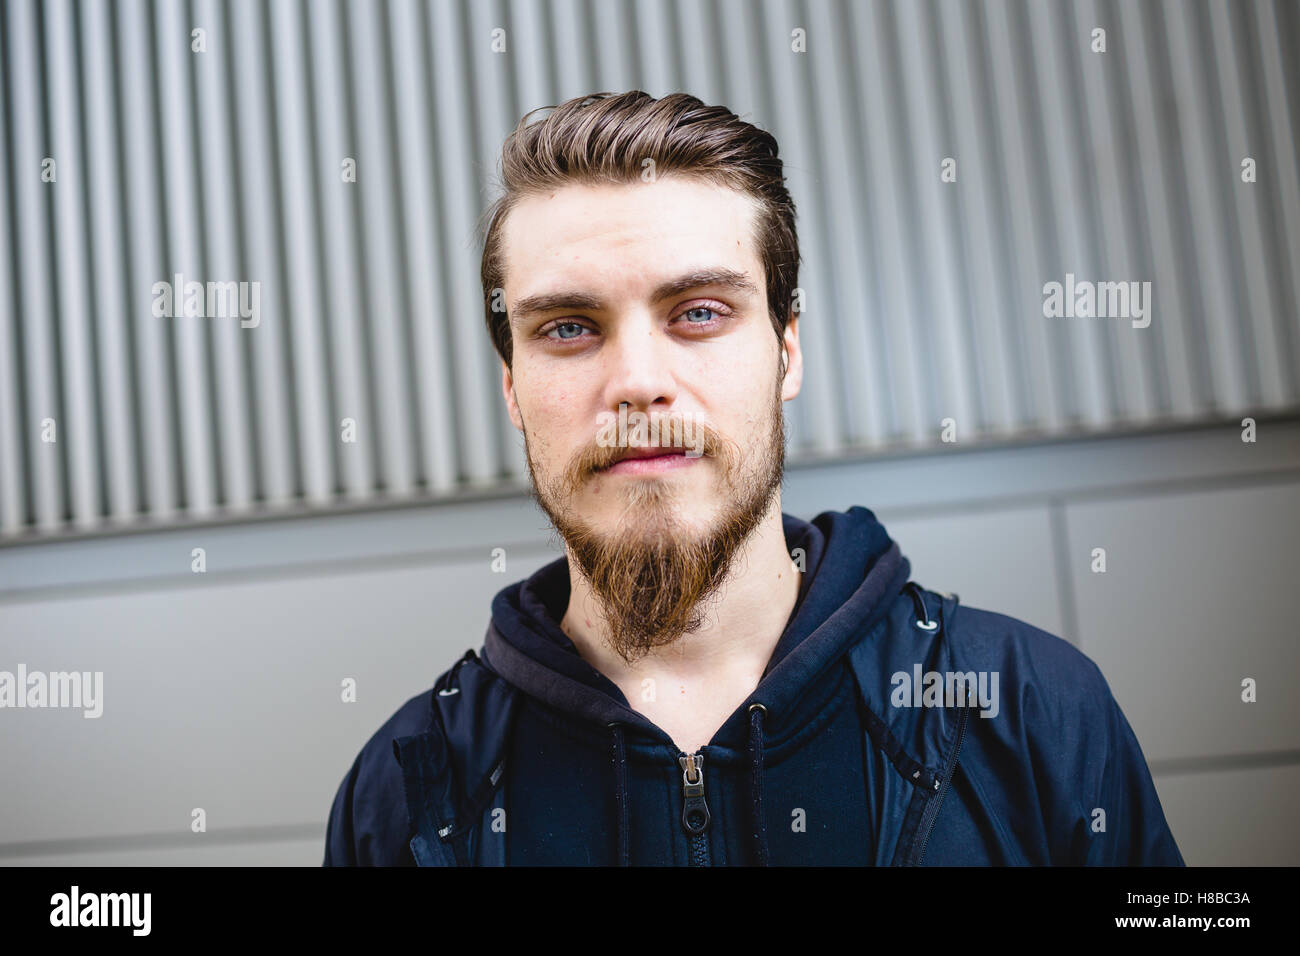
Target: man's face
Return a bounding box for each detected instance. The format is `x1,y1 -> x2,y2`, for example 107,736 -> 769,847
499,176 -> 803,662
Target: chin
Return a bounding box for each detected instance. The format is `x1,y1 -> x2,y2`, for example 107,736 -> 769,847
643,502 -> 725,539
591,491 -> 713,533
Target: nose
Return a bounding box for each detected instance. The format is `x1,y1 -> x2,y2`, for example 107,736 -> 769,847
599,317 -> 679,416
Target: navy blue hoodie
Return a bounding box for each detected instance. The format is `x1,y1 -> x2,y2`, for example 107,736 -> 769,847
324,506 -> 1184,866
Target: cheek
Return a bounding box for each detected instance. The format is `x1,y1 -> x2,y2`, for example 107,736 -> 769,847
519,381 -> 584,461
515,367 -> 563,422
719,366 -> 779,429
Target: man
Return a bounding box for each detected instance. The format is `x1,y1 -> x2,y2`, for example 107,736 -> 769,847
324,91 -> 1183,866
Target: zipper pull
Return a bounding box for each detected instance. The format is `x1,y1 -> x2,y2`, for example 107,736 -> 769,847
679,752 -> 711,835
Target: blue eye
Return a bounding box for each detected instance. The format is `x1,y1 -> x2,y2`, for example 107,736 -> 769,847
683,307 -> 716,323
549,322 -> 588,340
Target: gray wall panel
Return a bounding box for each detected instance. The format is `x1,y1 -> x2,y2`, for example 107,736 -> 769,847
885,505 -> 1066,639
3,0 -> 1296,539
1,835 -> 325,866
1066,481 -> 1300,762
1153,764 -> 1300,866
0,554 -> 556,845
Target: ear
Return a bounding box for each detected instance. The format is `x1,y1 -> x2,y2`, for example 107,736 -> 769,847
501,359 -> 524,432
780,314 -> 803,402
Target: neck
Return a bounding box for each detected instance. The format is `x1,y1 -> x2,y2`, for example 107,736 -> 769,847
559,499 -> 802,742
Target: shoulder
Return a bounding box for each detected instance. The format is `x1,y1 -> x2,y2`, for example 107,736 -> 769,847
918,592 -> 1127,795
323,649 -> 518,866
323,684 -> 439,866
324,649 -> 480,866
940,598 -> 1115,727
935,595 -> 1135,810
934,594 -> 1182,864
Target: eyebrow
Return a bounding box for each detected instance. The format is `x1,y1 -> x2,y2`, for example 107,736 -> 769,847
509,267 -> 760,328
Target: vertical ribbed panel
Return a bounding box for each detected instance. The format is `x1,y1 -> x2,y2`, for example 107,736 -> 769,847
340,0 -> 414,498
46,0 -> 98,529
895,0 -> 981,440
117,0 -> 179,523
1263,1 -> 1300,395
804,0 -> 886,446
760,0 -> 842,454
851,0 -> 929,442
982,0 -> 1066,431
156,0 -> 218,517
8,0 -> 64,532
270,0 -> 335,505
1026,0 -> 1111,427
194,0 -> 256,515
1254,0 -> 1300,394
466,0 -> 526,483
428,0 -> 499,485
388,0 -> 458,494
1208,0 -> 1287,407
936,0 -> 1017,436
1165,1 -> 1251,411
1,0 -> 1297,539
81,0 -> 139,525
1074,0 -> 1158,423
0,27 -> 23,532
1118,0 -> 1200,418
307,0 -> 373,501
228,0 -> 296,507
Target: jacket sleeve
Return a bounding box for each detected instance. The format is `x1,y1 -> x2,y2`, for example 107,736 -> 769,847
323,733 -> 417,867
1081,664 -> 1185,866
324,752 -> 365,866
324,757 -> 356,865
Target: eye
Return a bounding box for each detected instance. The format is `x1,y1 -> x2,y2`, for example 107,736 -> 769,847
545,321 -> 592,341
674,301 -> 732,327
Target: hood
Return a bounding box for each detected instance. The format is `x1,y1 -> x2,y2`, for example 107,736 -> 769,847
480,506 -> 913,865
482,505 -> 912,748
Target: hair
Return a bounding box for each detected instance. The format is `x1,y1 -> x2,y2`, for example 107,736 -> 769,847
478,91 -> 800,369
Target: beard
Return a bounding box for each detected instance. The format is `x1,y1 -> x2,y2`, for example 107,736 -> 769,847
523,370 -> 787,665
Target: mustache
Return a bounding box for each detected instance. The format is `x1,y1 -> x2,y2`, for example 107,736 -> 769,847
560,414 -> 736,492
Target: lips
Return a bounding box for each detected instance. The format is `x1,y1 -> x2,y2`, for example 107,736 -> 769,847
598,446 -> 696,474
614,447 -> 686,463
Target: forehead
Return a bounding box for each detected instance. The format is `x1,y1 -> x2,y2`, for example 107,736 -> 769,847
501,177 -> 762,299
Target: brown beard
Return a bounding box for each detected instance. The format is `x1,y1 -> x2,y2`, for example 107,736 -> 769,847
523,370 -> 787,665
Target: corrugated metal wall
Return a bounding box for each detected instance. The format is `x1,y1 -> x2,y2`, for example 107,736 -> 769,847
1,0 -> 1298,539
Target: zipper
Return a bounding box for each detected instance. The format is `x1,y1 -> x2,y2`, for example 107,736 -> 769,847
678,751 -> 711,866
914,706 -> 970,865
